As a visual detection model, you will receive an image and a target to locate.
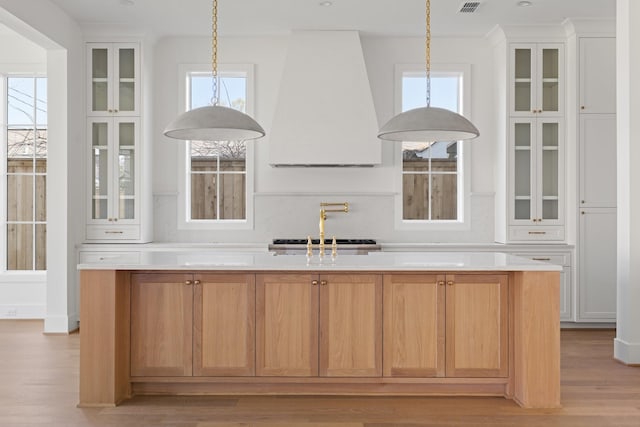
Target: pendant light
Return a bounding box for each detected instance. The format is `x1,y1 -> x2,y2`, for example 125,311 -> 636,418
377,0 -> 479,142
163,0 -> 265,142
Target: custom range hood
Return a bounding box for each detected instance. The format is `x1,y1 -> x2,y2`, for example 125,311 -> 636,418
269,31 -> 381,167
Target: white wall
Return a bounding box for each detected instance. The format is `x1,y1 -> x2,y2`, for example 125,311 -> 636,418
0,0 -> 85,332
0,31 -> 47,319
153,34 -> 496,244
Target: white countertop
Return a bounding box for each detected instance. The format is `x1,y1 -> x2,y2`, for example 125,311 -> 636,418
77,251 -> 562,272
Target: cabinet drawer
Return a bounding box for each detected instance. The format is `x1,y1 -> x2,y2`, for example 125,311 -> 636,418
79,251 -> 140,264
509,226 -> 564,242
513,252 -> 569,266
86,225 -> 140,240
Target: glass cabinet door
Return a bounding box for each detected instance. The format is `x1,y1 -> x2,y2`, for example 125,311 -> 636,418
90,120 -> 110,220
115,47 -> 137,113
512,120 -> 534,221
91,48 -> 111,114
511,44 -> 563,116
116,119 -> 137,220
540,47 -> 560,114
88,43 -> 139,115
513,47 -> 534,114
539,120 -> 560,221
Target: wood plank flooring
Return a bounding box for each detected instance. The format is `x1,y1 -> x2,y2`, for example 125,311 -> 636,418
1,320 -> 639,426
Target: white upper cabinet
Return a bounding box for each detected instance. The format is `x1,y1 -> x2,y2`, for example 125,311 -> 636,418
510,43 -> 564,117
579,38 -> 616,114
87,43 -> 140,116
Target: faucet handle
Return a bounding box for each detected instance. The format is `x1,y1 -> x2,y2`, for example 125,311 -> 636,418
306,236 -> 313,258
331,236 -> 337,258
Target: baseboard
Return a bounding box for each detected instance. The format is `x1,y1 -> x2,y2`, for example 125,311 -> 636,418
561,322 -> 616,329
44,314 -> 79,334
614,337 -> 640,365
0,304 -> 45,319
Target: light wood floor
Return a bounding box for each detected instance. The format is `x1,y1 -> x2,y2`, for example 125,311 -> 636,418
1,320 -> 639,426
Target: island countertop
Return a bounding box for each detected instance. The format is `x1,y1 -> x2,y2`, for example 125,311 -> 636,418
76,250 -> 562,272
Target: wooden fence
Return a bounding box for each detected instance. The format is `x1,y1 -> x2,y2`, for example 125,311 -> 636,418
190,159 -> 246,220
403,158 -> 457,220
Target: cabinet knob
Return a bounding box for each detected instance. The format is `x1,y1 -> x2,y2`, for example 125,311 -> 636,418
581,211 -> 585,215
312,280 -> 318,286
447,281 -> 454,286
320,280 -> 327,286
438,281 -> 445,286
581,200 -> 585,204
185,280 -> 193,285
194,280 -> 201,285
581,106 -> 585,110
108,109 -> 113,113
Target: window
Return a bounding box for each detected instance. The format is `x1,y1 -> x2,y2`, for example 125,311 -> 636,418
178,64 -> 255,228
3,76 -> 47,270
397,64 -> 471,226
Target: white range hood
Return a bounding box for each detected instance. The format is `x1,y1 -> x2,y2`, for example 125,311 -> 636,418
269,31 -> 381,167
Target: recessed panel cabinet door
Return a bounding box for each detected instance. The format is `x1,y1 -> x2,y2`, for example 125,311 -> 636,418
193,274 -> 255,376
319,274 -> 382,377
256,274 -> 319,376
130,273 -> 193,377
445,274 -> 509,378
383,274 -> 445,377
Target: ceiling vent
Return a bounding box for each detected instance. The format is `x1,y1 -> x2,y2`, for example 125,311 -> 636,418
459,1 -> 481,13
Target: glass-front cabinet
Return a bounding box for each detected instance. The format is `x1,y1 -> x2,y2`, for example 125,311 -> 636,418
509,118 -> 564,241
86,41 -> 145,242
511,43 -> 563,117
87,43 -> 139,116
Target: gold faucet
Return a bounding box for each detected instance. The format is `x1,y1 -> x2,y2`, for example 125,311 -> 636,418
319,202 -> 349,257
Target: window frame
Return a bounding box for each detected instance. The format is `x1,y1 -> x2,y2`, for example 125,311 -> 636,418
1,74 -> 48,271
176,63 -> 256,230
394,63 -> 472,231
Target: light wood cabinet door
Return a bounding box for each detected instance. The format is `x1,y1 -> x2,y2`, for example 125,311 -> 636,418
445,274 -> 509,378
256,274 -> 319,376
319,274 -> 382,377
193,274 -> 255,376
383,274 -> 445,377
130,273 -> 193,377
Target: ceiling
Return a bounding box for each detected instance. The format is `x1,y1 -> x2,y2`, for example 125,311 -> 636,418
40,0 -> 615,38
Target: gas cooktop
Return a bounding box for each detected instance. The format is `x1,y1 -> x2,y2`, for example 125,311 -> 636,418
272,239 -> 377,245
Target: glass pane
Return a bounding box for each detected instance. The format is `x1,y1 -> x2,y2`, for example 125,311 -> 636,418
542,149 -> 559,197
543,200 -> 559,220
402,75 -> 460,112
92,122 -> 108,147
190,75 -> 248,111
119,199 -> 135,220
403,142 -> 431,171
403,173 -> 429,220
514,49 -> 531,79
92,199 -> 108,220
514,123 -> 531,147
35,224 -> 47,270
93,148 -> 109,196
92,49 -> 108,79
431,174 -> 457,220
119,122 -> 135,146
35,129 -> 47,160
36,78 -> 48,126
515,200 -> 531,220
119,149 -> 135,197
191,174 -> 217,220
119,48 -> 135,79
7,174 -> 33,221
542,49 -> 559,79
219,173 -> 246,219
7,224 -> 33,270
7,128 -> 35,159
36,175 -> 46,222
8,78 -> 35,124
514,82 -> 531,112
542,122 -> 559,147
92,82 -> 108,112
119,82 -> 135,111
542,81 -> 559,112
514,150 -> 531,197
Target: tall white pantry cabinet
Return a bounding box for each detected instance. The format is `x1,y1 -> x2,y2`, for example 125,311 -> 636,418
85,42 -> 151,243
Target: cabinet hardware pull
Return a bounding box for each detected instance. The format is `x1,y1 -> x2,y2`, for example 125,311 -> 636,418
194,280 -> 201,285
447,281 -> 454,286
532,257 -> 551,261
581,200 -> 585,204
528,231 -> 547,235
582,211 -> 585,215
320,280 -> 327,286
105,231 -> 124,234
312,280 -> 318,286
438,281 -> 445,286
581,106 -> 585,110
185,280 -> 193,285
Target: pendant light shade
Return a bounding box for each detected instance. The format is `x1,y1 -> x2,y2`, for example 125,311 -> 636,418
378,106 -> 479,142
378,0 -> 479,142
163,0 -> 264,142
164,105 -> 265,141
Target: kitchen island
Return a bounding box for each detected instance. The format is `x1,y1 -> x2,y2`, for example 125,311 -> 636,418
78,252 -> 561,408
